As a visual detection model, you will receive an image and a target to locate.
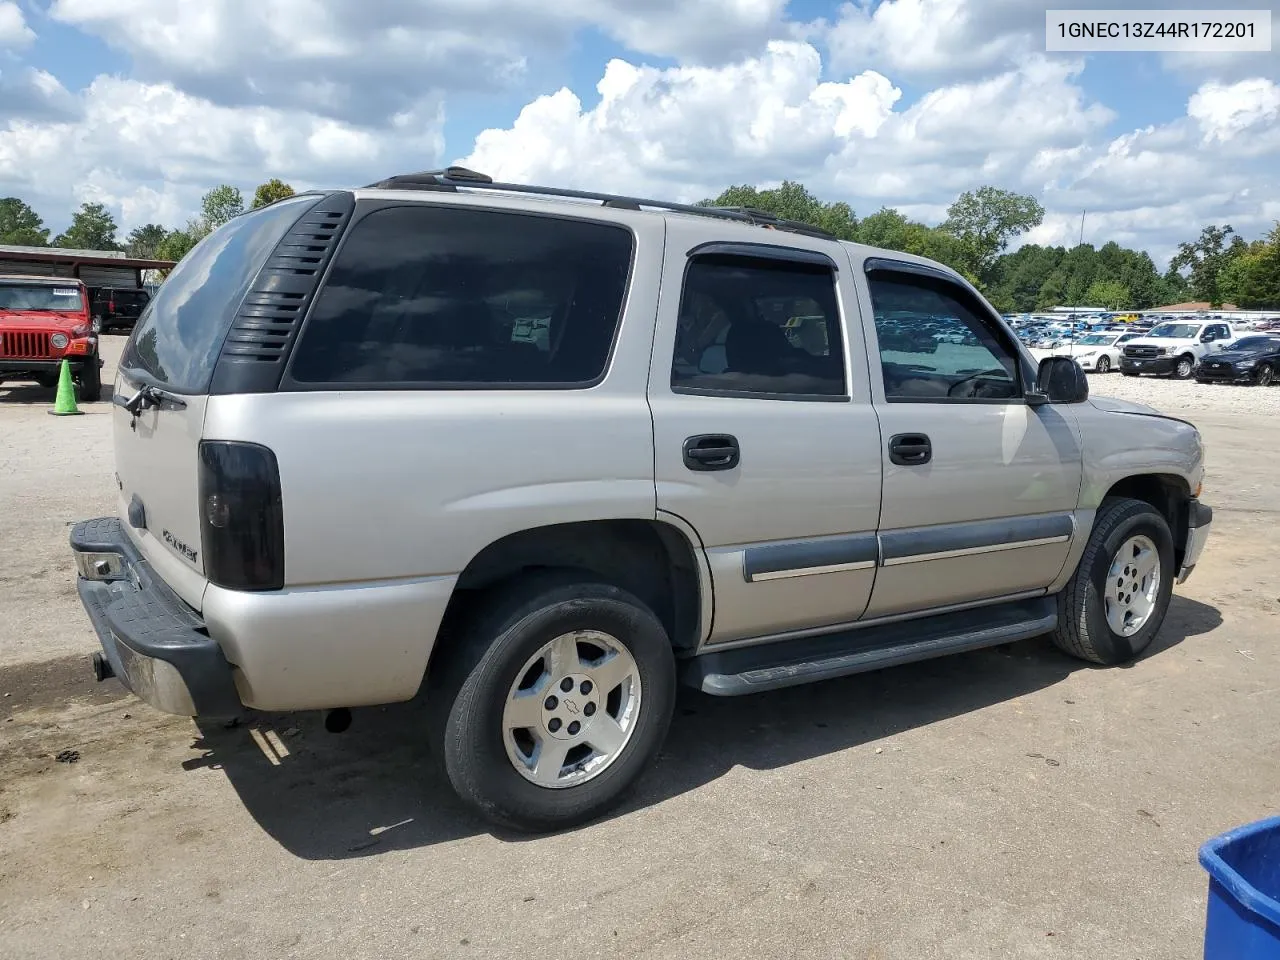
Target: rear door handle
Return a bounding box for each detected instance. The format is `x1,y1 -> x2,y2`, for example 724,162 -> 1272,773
888,433 -> 931,466
683,434 -> 740,472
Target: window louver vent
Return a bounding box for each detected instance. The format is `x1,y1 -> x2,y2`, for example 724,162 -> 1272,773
210,191 -> 355,395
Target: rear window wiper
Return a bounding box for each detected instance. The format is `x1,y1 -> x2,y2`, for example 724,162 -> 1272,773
113,383 -> 188,416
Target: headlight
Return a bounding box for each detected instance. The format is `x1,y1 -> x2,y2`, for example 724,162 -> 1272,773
1078,351 -> 1096,358
1155,347 -> 1168,355
50,333 -> 69,349
1234,359 -> 1256,368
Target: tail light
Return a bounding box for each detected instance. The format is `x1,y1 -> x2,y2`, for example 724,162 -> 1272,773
109,298 -> 115,312
198,441 -> 284,590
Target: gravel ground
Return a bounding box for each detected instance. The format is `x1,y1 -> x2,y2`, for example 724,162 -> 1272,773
1090,368 -> 1280,415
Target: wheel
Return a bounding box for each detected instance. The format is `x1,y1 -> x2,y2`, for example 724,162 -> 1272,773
1257,364 -> 1274,387
1050,497 -> 1175,666
76,357 -> 102,402
1094,355 -> 1110,374
1171,355 -> 1195,379
428,573 -> 677,832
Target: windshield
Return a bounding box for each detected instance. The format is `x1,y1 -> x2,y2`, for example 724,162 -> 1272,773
0,283 -> 84,311
1148,323 -> 1200,339
1228,337 -> 1280,351
1076,334 -> 1113,345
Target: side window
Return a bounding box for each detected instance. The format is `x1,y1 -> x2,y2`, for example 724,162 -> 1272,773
670,255 -> 847,399
867,272 -> 1020,402
1209,324 -> 1230,341
289,206 -> 634,387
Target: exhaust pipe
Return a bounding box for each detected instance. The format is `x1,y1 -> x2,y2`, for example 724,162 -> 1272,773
91,652 -> 115,682
324,707 -> 352,733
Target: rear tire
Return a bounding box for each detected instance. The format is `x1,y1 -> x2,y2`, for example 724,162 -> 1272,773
428,573 -> 677,832
76,357 -> 102,403
1050,498 -> 1175,666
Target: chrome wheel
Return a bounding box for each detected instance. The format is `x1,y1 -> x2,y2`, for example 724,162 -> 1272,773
1104,535 -> 1160,637
1258,365 -> 1274,387
502,630 -> 642,789
1175,358 -> 1193,379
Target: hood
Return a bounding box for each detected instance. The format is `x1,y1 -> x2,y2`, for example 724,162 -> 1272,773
1089,395 -> 1160,416
1208,349 -> 1271,363
0,310 -> 89,331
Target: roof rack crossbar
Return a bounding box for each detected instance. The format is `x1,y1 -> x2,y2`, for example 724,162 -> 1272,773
364,168 -> 837,241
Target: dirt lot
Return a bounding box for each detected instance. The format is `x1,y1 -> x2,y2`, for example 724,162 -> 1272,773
2,337 -> 1278,959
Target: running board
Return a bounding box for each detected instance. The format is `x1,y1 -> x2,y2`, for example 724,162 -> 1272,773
684,596 -> 1057,696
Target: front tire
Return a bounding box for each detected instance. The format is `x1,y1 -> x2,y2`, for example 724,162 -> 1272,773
1171,355 -> 1195,379
76,357 -> 102,403
1050,498 -> 1175,665
429,574 -> 677,832
1256,363 -> 1274,387
1094,356 -> 1111,374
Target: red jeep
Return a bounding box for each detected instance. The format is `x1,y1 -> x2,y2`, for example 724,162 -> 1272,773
0,275 -> 103,402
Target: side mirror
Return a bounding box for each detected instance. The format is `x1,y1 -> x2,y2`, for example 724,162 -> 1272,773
1028,356 -> 1089,406
1200,333 -> 1214,343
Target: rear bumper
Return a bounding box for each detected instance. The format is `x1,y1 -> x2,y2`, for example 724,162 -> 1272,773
1178,499 -> 1213,584
70,517 -> 242,718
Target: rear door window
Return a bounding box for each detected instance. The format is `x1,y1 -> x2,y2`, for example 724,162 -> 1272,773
120,194 -> 321,393
287,205 -> 634,388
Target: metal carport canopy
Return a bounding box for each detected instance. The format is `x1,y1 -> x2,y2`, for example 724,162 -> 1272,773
0,244 -> 176,289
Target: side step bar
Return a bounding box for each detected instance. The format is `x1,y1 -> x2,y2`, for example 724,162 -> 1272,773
684,597 -> 1057,696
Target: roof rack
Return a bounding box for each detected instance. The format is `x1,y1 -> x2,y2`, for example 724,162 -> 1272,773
363,167 -> 837,241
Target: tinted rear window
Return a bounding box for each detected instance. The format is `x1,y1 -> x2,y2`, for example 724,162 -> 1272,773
288,205 -> 634,387
120,195 -> 320,393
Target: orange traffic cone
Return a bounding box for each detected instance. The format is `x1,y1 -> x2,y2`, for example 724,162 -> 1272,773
48,359 -> 83,416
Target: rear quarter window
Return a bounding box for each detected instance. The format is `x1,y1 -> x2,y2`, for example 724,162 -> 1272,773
286,204 -> 634,388
120,194 -> 321,393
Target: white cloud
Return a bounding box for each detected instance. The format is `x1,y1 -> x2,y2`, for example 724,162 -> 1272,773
0,76 -> 443,232
1188,78 -> 1280,143
0,0 -> 34,49
824,0 -> 1041,78
48,0 -> 793,123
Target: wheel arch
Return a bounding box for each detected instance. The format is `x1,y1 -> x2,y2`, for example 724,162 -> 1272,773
1100,473 -> 1192,566
433,518 -> 710,675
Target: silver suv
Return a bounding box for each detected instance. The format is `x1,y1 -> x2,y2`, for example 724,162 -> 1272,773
71,168 -> 1213,831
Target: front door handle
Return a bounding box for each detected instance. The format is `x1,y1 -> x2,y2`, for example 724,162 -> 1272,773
683,434 -> 740,472
888,433 -> 931,466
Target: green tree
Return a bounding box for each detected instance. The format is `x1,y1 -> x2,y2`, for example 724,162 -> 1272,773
1218,224 -> 1280,309
1157,266 -> 1190,305
252,179 -> 296,209
201,185 -> 244,232
125,223 -> 169,260
1084,278 -> 1131,310
700,181 -> 858,240
940,186 -> 1045,282
154,226 -> 199,267
1170,225 -> 1246,307
53,202 -> 120,250
0,197 -> 50,246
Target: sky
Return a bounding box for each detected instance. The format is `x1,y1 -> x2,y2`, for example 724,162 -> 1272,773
0,0 -> 1278,268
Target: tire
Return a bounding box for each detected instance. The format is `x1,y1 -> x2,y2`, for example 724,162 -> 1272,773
76,357 -> 102,403
428,573 -> 677,832
1050,497 -> 1175,666
1257,364 -> 1274,387
1095,356 -> 1111,374
1171,355 -> 1195,380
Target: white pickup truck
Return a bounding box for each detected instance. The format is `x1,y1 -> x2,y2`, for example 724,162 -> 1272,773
1119,319 -> 1239,379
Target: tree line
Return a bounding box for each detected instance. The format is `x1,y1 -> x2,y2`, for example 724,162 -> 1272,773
2,177 -> 1277,309
0,179 -> 296,268
701,182 -> 1280,311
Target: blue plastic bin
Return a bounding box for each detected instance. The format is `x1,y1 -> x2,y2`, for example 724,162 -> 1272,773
1200,816 -> 1280,958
